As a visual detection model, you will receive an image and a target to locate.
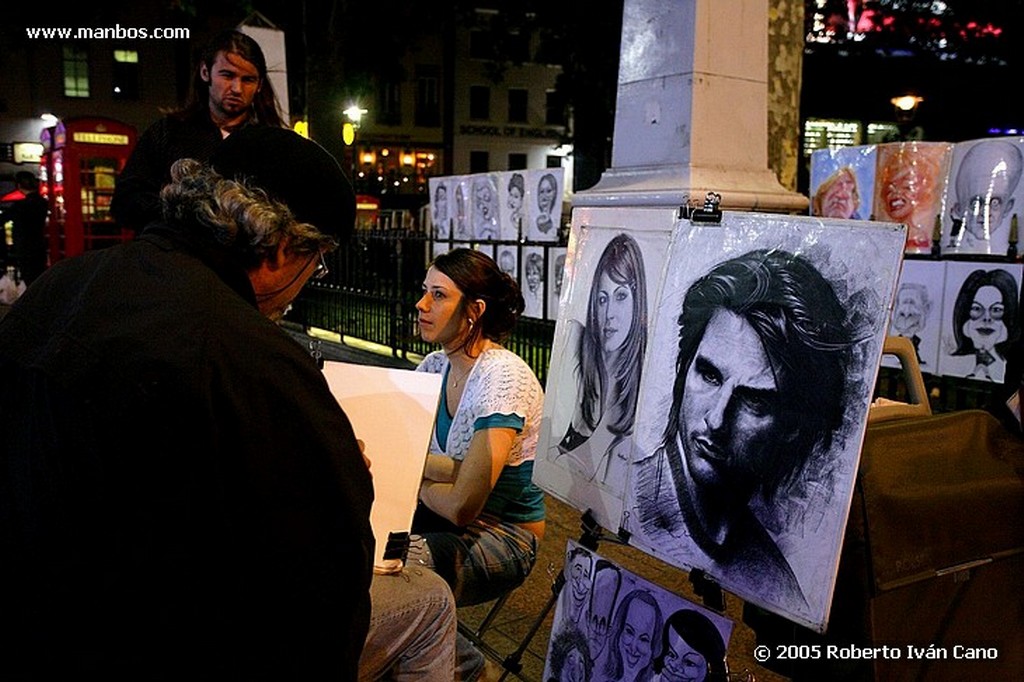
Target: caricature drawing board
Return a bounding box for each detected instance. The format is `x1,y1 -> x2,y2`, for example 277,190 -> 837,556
451,175 -> 473,241
498,170 -> 527,241
872,141 -> 953,255
428,176 -> 451,239
882,258 -> 946,372
470,173 -> 501,241
547,246 -> 568,322
520,245 -> 547,319
809,144 -> 876,220
935,260 -> 1023,384
939,136 -> 1024,257
535,205 -> 674,533
526,168 -> 564,243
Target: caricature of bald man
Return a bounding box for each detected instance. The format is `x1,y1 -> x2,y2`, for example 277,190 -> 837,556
950,140 -> 1023,248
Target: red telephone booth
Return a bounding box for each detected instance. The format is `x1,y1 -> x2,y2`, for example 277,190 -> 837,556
40,116 -> 137,263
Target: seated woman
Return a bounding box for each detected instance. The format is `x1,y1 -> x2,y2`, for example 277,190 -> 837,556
410,247 -> 546,608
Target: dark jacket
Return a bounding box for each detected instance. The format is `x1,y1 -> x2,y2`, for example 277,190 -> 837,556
111,113 -> 249,232
0,222 -> 374,680
0,191 -> 48,282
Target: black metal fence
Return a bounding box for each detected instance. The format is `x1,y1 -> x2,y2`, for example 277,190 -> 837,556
288,230 -> 559,384
288,230 -> 1005,414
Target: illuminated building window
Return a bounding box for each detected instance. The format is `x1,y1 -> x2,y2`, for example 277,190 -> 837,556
866,122 -> 900,143
62,44 -> 90,98
802,118 -> 862,157
112,49 -> 139,100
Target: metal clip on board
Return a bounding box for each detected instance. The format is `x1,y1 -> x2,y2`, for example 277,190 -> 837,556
678,191 -> 724,224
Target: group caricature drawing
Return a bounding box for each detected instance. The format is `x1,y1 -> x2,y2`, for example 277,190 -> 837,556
546,540 -> 733,682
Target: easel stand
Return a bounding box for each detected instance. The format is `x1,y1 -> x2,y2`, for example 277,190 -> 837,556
457,510 -> 616,680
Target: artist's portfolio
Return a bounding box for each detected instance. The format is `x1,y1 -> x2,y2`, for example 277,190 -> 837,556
832,407 -> 1024,681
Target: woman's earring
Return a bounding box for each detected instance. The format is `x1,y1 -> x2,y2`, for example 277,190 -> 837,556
468,318 -> 475,327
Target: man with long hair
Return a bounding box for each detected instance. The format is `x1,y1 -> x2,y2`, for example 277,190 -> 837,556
112,29 -> 286,232
635,249 -> 854,607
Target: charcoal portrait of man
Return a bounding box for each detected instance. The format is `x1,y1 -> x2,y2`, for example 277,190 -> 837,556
632,249 -> 856,610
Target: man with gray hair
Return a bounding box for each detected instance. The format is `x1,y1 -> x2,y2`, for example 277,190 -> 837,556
0,127 -> 454,680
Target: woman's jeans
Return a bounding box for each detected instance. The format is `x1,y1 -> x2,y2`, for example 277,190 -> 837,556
407,512 -> 539,607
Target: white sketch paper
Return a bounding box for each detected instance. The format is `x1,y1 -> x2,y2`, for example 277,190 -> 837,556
544,539 -> 734,682
936,261 -> 1022,384
625,212 -> 905,632
321,362 -> 441,573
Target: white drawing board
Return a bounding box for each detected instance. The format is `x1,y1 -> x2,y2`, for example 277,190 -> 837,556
536,207 -> 907,633
625,212 -> 905,631
321,362 -> 441,573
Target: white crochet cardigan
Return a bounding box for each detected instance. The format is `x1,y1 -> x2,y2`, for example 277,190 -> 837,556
416,348 -> 543,466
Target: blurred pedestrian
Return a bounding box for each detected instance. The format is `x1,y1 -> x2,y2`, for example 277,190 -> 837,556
0,170 -> 48,284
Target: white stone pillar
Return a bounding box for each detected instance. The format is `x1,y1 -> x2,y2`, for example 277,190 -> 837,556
575,0 -> 806,213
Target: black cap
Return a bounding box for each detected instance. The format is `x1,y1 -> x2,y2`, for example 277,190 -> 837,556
210,127 -> 355,242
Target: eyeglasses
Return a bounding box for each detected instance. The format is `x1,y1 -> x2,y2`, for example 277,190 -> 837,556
312,250 -> 329,281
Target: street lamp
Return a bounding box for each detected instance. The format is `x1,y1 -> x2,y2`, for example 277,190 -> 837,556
891,94 -> 923,124
343,104 -> 367,125
342,104 -> 368,183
